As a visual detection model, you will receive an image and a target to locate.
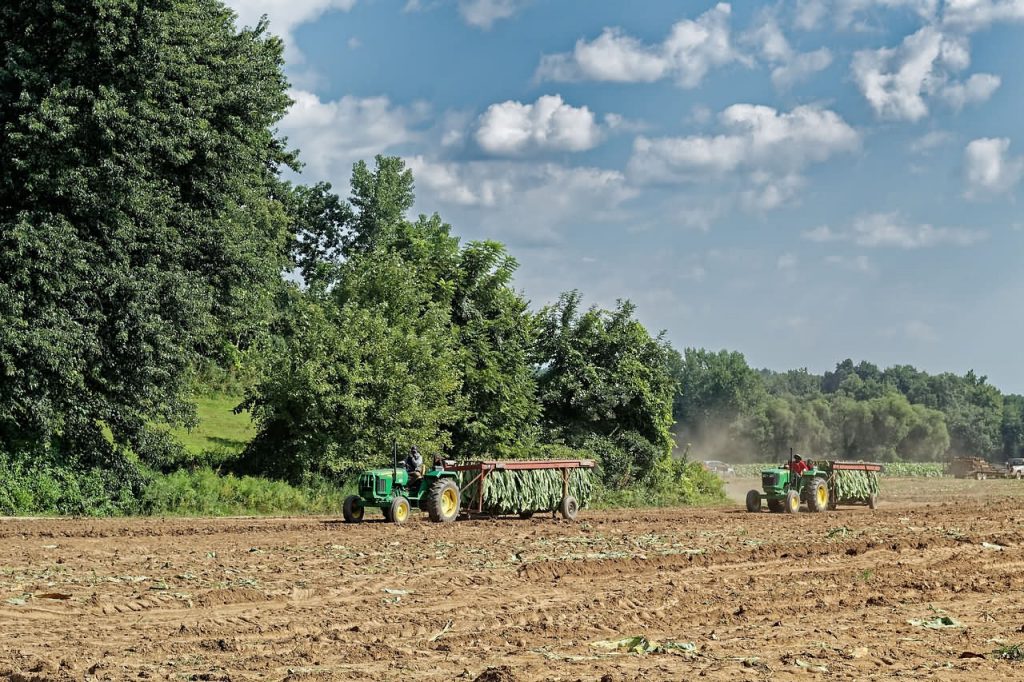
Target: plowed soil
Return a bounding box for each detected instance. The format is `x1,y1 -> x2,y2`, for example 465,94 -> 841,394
3,478 -> 1024,681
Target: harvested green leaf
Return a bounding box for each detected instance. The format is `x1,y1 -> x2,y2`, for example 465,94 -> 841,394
461,467 -> 594,515
909,616 -> 960,629
591,636 -> 695,655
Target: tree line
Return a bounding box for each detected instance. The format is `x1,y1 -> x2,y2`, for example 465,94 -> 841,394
673,352 -> 1022,463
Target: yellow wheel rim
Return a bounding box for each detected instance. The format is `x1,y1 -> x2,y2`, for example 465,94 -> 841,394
353,506 -> 364,520
789,495 -> 799,512
441,488 -> 458,516
395,501 -> 409,523
817,486 -> 827,506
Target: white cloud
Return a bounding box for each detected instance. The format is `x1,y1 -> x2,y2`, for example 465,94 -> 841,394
836,0 -> 939,28
742,173 -> 805,211
535,4 -> 743,88
403,0 -> 527,28
909,130 -> 954,153
939,72 -> 1002,110
629,104 -> 859,182
457,0 -> 525,28
745,17 -> 832,89
905,319 -> 939,343
777,253 -> 799,270
942,0 -> 1024,31
805,212 -> 987,247
347,37 -> 362,49
964,137 -> 1024,198
223,0 -> 357,61
282,89 -> 420,179
852,26 -> 997,121
825,254 -> 873,272
475,95 -> 602,155
406,157 -> 637,243
794,0 -> 829,29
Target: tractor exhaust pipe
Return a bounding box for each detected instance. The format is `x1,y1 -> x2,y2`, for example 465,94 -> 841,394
393,440 -> 398,480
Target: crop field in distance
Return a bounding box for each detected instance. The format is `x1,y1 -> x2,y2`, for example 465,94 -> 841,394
2,477 -> 1024,681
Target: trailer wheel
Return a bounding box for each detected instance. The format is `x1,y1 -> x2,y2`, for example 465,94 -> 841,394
868,494 -> 877,510
784,490 -> 800,514
342,495 -> 364,523
767,499 -> 784,513
389,496 -> 411,524
807,478 -> 829,513
975,472 -> 986,481
427,479 -> 460,523
519,511 -> 534,520
559,495 -> 579,521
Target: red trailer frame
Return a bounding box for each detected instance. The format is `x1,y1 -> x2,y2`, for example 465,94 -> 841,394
443,459 -> 596,514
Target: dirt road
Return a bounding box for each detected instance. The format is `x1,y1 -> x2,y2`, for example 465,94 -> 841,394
2,479 -> 1024,681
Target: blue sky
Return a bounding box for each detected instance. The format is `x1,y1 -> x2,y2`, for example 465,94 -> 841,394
225,0 -> 1024,393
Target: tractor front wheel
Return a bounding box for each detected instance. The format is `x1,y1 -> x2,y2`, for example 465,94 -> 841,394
807,478 -> 829,513
389,496 -> 411,525
745,490 -> 762,513
342,495 -> 364,524
784,489 -> 800,513
427,479 -> 461,523
559,495 -> 579,521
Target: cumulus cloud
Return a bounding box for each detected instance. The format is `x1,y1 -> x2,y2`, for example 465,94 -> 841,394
744,17 -> 832,89
403,0 -> 527,28
628,104 -> 859,182
804,212 -> 987,248
281,89 -> 420,179
406,157 -> 637,243
535,3 -> 744,88
475,95 -> 602,155
939,73 -> 1002,110
851,26 -> 999,121
223,0 -> 356,60
627,104 -> 857,212
964,137 -> 1024,198
942,0 -> 1024,31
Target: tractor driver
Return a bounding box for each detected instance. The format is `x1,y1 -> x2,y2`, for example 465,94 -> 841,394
405,446 -> 424,487
790,454 -> 810,476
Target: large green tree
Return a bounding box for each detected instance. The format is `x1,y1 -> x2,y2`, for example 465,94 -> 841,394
0,1 -> 293,462
533,292 -> 675,486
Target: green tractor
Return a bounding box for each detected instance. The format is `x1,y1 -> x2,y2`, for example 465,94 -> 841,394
746,455 -> 882,513
745,462 -> 831,514
342,450 -> 461,524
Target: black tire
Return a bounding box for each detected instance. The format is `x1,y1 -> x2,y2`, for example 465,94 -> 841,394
342,495 -> 364,524
868,494 -> 877,510
427,478 -> 460,523
806,478 -> 828,513
745,490 -> 762,513
389,496 -> 411,525
767,499 -> 784,513
380,507 -> 392,522
519,511 -> 534,520
559,495 -> 579,521
784,489 -> 800,514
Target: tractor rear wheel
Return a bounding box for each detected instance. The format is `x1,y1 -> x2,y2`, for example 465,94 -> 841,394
767,499 -> 784,513
745,490 -> 762,512
389,496 -> 411,525
807,478 -> 829,513
784,489 -> 800,513
559,495 -> 579,521
342,495 -> 364,524
427,479 -> 461,523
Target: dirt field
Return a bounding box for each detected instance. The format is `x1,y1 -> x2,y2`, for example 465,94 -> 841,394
3,478 -> 1024,681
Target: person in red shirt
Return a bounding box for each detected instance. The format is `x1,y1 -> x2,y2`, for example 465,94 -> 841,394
790,454 -> 810,476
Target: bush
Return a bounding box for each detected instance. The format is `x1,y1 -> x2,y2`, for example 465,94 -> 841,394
140,469 -> 348,516
0,452 -> 141,516
592,456 -> 725,508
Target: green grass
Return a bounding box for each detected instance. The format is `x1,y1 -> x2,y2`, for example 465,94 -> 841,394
169,394 -> 256,457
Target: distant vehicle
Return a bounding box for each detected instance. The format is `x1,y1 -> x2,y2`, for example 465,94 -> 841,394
1008,458 -> 1024,478
703,460 -> 735,477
